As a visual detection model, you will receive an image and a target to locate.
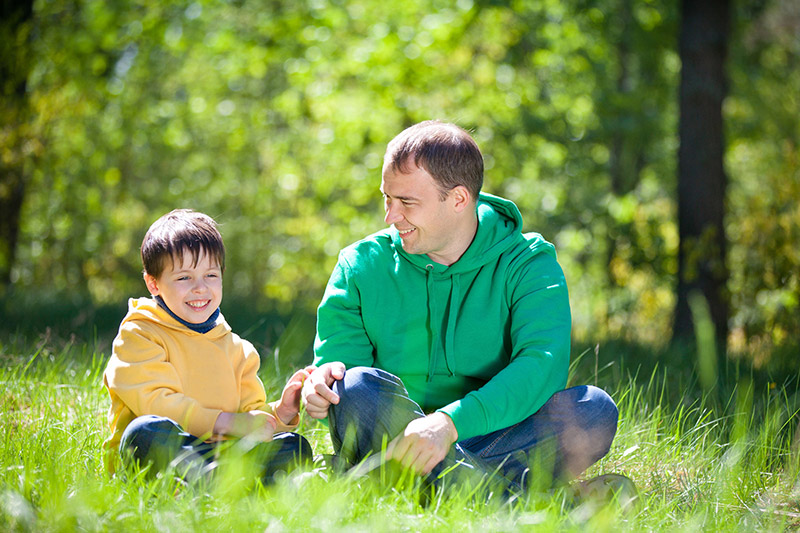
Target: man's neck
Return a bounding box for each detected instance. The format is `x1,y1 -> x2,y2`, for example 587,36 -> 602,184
427,213 -> 479,266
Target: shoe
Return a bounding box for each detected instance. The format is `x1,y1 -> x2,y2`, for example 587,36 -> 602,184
313,453 -> 354,476
170,449 -> 216,486
571,473 -> 639,510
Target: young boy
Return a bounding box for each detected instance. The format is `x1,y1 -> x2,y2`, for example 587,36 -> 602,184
103,209 -> 313,483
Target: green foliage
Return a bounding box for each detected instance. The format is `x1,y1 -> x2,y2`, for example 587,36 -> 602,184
4,0 -> 799,358
725,0 -> 800,364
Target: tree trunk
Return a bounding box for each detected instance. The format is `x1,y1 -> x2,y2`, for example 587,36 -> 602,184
673,0 -> 731,347
0,0 -> 34,288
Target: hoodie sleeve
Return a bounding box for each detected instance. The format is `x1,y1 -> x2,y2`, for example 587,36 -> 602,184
105,321 -> 223,439
438,250 -> 571,441
313,253 -> 376,370
235,337 -> 301,431
237,337 -> 270,414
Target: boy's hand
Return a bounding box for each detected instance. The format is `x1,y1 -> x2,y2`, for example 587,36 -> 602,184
244,410 -> 279,441
274,365 -> 315,425
215,410 -> 278,442
301,362 -> 346,419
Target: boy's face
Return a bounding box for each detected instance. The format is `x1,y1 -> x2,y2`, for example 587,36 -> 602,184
144,250 -> 222,324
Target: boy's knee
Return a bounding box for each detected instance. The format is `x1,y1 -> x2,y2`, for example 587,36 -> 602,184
256,433 -> 314,483
119,415 -> 185,465
120,415 -> 175,448
272,432 -> 313,462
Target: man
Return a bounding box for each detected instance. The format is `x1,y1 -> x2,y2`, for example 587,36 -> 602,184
303,120 -> 618,490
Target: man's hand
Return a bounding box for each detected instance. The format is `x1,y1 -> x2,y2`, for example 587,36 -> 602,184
385,412 -> 459,475
274,365 -> 315,424
301,362 -> 346,419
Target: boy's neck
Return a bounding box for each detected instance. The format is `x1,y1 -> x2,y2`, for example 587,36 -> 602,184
154,295 -> 220,333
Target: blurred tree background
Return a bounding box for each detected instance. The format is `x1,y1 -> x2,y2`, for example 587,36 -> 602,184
1,0 -> 798,368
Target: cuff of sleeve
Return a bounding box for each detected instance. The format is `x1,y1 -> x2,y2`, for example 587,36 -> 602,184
185,408 -> 224,440
268,401 -> 299,432
437,394 -> 487,442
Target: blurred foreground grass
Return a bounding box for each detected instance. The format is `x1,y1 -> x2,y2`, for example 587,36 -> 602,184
1,324 -> 800,531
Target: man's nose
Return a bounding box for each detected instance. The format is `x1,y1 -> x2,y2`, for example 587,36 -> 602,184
384,203 -> 402,225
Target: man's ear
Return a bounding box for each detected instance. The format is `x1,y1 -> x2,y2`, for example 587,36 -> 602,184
143,272 -> 160,296
450,185 -> 472,213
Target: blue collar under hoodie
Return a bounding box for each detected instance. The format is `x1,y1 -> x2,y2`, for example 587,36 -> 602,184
155,295 -> 220,334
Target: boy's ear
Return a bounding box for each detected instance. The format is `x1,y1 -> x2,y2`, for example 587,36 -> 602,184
143,272 -> 160,296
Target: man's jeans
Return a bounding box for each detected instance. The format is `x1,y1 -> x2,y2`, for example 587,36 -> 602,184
119,415 -> 312,484
329,367 -> 618,490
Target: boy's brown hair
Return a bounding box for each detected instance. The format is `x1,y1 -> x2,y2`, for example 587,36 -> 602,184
141,209 -> 225,278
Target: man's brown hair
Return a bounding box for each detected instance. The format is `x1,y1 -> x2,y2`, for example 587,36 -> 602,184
383,120 -> 484,200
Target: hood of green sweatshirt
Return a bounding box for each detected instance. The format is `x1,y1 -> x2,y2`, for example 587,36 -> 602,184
390,192 -> 555,274
382,192 -> 556,384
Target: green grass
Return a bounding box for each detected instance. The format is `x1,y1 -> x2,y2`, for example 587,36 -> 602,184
1,335 -> 800,532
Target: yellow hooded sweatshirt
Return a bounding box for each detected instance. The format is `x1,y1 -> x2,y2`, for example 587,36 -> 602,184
103,297 -> 297,471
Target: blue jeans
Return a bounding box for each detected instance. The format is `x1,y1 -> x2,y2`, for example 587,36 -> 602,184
329,367 -> 618,490
119,415 -> 312,484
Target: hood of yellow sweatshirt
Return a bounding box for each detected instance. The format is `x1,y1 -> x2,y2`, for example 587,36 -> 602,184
121,297 -> 231,339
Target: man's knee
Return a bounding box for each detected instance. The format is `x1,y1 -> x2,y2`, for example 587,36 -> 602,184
330,366 -> 403,418
582,385 -> 618,457
554,385 -> 619,468
328,366 -> 422,461
332,366 -> 401,396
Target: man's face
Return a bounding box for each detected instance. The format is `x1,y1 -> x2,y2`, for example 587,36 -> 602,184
144,250 -> 223,324
380,164 -> 462,265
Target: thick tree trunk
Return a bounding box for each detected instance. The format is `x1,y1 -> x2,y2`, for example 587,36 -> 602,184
0,0 -> 34,287
673,0 -> 731,347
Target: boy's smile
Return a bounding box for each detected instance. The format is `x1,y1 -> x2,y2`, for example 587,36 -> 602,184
144,251 -> 223,324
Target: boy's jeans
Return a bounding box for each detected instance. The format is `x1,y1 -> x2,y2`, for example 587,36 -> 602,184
119,415 -> 312,483
328,367 -> 618,490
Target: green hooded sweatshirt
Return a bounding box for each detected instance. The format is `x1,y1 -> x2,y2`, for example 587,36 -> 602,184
314,193 -> 571,441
